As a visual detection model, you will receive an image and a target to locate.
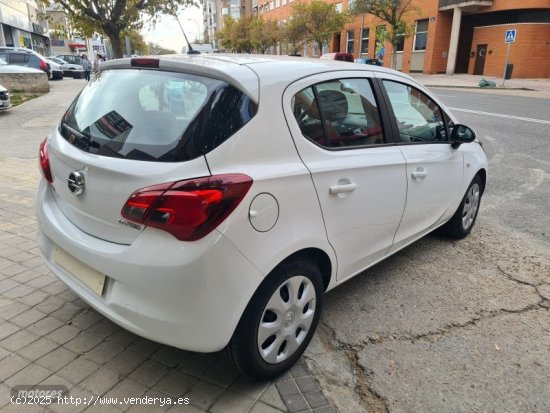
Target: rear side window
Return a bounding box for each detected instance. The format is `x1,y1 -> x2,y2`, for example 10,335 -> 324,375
9,53 -> 29,64
60,69 -> 256,162
292,78 -> 385,148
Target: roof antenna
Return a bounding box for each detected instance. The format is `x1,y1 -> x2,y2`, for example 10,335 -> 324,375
174,15 -> 200,55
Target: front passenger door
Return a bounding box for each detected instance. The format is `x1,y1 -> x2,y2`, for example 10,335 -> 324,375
381,78 -> 463,253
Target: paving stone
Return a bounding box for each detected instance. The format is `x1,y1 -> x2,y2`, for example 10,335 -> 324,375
312,406 -> 337,413
304,391 -> 329,409
0,329 -> 39,351
28,316 -> 65,336
81,367 -> 121,396
151,346 -> 185,367
128,338 -> 161,357
165,403 -> 203,413
0,345 -> 9,361
51,303 -> 83,323
64,332 -> 103,354
125,389 -> 173,413
259,385 -> 286,411
0,402 -> 45,413
0,384 -> 10,408
2,284 -> 35,299
104,329 -> 137,348
201,360 -> 239,388
0,353 -> 30,382
185,380 -> 225,410
210,390 -> 256,413
10,308 -> 47,328
86,318 -> 119,340
289,362 -> 310,379
296,376 -> 319,394
49,385 -> 96,413
0,301 -> 29,320
57,358 -> 100,385
83,404 -> 124,413
275,379 -> 300,396
41,281 -> 68,296
280,393 -> 309,413
250,401 -> 285,413
26,274 -> 56,289
17,337 -> 59,361
0,321 -> 19,340
0,263 -> 27,277
83,340 -> 125,365
56,289 -> 79,303
229,377 -> 271,400
153,370 -> 197,398
36,347 -> 78,372
71,310 -> 102,330
46,325 -> 81,345
103,378 -> 148,411
129,359 -> 169,387
35,296 -> 66,314
107,350 -> 147,375
4,363 -> 52,387
178,352 -> 220,377
18,290 -> 49,307
0,278 -> 19,293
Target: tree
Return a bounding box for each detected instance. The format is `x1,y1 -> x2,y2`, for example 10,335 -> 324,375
127,31 -> 148,55
350,0 -> 416,69
148,42 -> 177,55
40,0 -> 196,58
250,17 -> 279,54
281,18 -> 307,55
291,0 -> 349,55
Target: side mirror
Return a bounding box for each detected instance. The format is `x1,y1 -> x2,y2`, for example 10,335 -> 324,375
450,124 -> 476,148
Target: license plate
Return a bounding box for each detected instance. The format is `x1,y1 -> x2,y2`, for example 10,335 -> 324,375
52,246 -> 106,296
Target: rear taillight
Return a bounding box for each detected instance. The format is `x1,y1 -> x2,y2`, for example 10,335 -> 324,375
40,59 -> 47,71
121,174 -> 253,241
39,138 -> 53,183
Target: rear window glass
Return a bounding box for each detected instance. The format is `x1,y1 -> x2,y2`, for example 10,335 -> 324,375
60,69 -> 257,162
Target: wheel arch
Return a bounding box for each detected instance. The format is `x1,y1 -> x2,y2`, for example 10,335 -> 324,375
477,168 -> 487,194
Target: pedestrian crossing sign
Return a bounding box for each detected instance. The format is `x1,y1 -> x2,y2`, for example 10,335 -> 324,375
505,29 -> 516,43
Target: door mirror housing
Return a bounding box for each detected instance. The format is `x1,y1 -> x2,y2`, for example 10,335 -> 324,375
450,124 -> 477,148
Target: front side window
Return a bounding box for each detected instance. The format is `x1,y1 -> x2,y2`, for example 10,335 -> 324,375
60,69 -> 256,162
414,19 -> 429,51
292,78 -> 385,148
383,80 -> 447,143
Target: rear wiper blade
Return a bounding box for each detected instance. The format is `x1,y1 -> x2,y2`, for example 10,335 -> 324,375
61,123 -> 100,149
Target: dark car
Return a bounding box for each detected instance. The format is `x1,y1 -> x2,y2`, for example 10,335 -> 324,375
354,57 -> 382,66
320,52 -> 354,62
0,47 -> 50,77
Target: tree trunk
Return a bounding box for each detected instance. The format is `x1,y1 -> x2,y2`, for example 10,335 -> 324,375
103,24 -> 124,58
392,40 -> 398,70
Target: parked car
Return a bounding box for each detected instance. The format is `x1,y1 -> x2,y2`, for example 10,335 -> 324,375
0,57 -> 43,74
48,57 -> 84,79
55,54 -> 83,66
36,55 -> 487,380
0,47 -> 50,77
354,57 -> 382,66
0,84 -> 10,112
320,52 -> 354,62
46,59 -> 64,80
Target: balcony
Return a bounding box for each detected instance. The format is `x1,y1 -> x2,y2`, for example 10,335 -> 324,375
439,0 -> 492,11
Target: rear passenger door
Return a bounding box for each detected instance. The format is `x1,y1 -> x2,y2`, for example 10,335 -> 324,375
283,72 -> 407,282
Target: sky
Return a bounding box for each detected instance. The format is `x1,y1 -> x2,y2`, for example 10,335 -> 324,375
141,6 -> 204,53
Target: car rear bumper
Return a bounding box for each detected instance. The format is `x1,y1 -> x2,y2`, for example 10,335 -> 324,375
36,180 -> 263,352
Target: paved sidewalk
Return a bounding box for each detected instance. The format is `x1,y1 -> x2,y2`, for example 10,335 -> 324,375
0,80 -> 334,413
410,73 -> 550,98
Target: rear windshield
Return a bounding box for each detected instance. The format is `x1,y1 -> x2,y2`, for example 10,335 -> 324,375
60,69 -> 257,162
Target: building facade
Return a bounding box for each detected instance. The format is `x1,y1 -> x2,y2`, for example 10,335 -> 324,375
254,0 -> 550,78
0,0 -> 50,55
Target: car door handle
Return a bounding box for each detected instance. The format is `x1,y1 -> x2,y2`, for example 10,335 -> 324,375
329,183 -> 358,195
411,168 -> 428,180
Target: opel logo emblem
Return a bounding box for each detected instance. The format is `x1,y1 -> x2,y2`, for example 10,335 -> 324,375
68,171 -> 85,195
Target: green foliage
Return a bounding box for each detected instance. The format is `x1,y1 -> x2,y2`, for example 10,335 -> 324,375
281,18 -> 307,55
349,0 -> 417,67
39,0 -> 196,57
290,0 -> 349,52
218,16 -> 279,54
127,31 -> 148,55
148,42 -> 177,55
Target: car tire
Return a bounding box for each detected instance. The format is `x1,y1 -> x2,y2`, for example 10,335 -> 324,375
442,175 -> 483,239
225,259 -> 323,380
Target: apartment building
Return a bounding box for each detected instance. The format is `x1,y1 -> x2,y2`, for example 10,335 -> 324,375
256,0 -> 550,78
0,0 -> 50,55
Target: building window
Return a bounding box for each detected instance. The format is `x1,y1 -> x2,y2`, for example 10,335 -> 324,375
360,28 -> 369,55
395,33 -> 404,52
275,0 -> 280,7
346,30 -> 354,54
414,19 -> 428,51
348,0 -> 355,10
283,0 -> 287,4
335,3 -> 342,13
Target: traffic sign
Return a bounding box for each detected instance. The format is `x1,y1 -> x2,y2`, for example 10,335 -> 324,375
505,29 -> 516,43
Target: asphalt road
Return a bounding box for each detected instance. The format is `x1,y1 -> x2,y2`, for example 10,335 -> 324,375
306,88 -> 550,412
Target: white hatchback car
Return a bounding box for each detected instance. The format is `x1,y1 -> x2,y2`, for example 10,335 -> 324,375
36,55 -> 487,379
